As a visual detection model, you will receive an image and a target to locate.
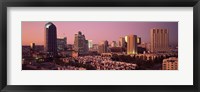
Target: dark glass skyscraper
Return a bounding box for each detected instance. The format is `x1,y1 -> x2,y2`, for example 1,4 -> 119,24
44,22 -> 57,57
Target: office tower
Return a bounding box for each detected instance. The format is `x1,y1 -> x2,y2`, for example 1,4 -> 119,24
30,43 -> 35,51
57,37 -> 67,51
125,36 -> 128,42
162,57 -> 178,70
74,31 -> 88,55
119,37 -> 126,48
111,41 -> 117,47
88,40 -> 93,49
127,35 -> 138,54
44,22 -> 57,56
137,37 -> 141,44
124,36 -> 128,48
85,40 -> 89,53
91,44 -> 99,51
150,28 -> 169,53
98,40 -> 109,53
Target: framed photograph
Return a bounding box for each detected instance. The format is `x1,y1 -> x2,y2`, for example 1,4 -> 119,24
0,0 -> 199,92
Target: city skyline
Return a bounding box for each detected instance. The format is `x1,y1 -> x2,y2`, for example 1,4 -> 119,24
22,21 -> 178,46
22,22 -> 178,70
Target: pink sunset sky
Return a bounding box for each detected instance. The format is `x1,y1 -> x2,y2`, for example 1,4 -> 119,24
22,21 -> 178,46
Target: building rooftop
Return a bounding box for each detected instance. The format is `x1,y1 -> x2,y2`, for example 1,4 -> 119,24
45,22 -> 54,28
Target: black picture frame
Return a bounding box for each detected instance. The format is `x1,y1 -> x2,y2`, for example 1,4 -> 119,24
0,0 -> 199,92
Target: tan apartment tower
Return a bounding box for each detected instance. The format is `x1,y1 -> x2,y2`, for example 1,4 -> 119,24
127,35 -> 138,54
150,28 -> 169,53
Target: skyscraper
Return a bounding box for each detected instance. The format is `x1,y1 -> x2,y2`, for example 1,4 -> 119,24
88,40 -> 93,49
44,22 -> 57,57
127,35 -> 138,54
137,37 -> 141,44
125,36 -> 128,43
85,40 -> 89,53
150,28 -> 169,53
98,40 -> 109,53
57,37 -> 67,51
74,31 -> 88,55
111,41 -> 117,47
119,37 -> 126,48
30,43 -> 35,51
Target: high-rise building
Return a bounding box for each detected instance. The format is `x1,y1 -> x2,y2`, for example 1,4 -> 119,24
90,44 -> 99,51
137,37 -> 141,44
125,36 -> 128,42
111,41 -> 117,47
85,40 -> 89,53
74,31 -> 88,55
30,43 -> 35,51
44,22 -> 57,56
150,28 -> 169,53
127,35 -> 138,54
57,37 -> 67,51
162,57 -> 178,70
98,40 -> 109,53
88,40 -> 93,49
119,37 -> 126,48
124,36 -> 128,49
